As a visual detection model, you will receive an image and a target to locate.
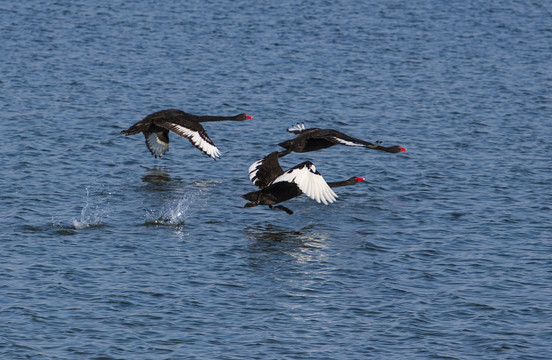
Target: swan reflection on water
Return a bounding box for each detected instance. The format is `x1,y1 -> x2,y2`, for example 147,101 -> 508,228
141,167 -> 218,192
244,223 -> 330,264
142,167 -> 173,185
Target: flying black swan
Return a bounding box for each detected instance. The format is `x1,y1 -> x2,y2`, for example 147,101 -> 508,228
121,109 -> 253,159
242,151 -> 365,214
278,123 -> 407,155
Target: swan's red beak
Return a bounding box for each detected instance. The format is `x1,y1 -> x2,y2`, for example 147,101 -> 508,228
399,147 -> 407,152
356,177 -> 366,182
245,114 -> 254,119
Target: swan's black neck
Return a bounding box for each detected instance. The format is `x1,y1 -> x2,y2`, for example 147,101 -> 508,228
195,115 -> 241,122
327,177 -> 363,188
277,149 -> 292,158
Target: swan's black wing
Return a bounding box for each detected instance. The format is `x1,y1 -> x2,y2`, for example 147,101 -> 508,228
321,130 -> 406,153
248,152 -> 285,189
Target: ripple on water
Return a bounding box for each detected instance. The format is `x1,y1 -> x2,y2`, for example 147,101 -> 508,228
1,0 -> 551,359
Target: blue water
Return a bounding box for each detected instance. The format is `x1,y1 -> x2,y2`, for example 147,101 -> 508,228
1,0 -> 551,358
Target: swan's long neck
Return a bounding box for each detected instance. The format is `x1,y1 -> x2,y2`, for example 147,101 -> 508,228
327,177 -> 364,188
277,149 -> 292,157
195,115 -> 240,122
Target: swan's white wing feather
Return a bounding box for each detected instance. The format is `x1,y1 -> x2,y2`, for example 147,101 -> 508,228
331,136 -> 382,149
248,158 -> 264,185
273,162 -> 337,205
164,123 -> 221,159
145,133 -> 169,158
287,122 -> 306,133
331,136 -> 364,147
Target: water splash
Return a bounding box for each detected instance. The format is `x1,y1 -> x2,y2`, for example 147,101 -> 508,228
70,183 -> 111,229
145,191 -> 200,226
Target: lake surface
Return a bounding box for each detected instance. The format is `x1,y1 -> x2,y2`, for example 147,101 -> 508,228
1,0 -> 551,358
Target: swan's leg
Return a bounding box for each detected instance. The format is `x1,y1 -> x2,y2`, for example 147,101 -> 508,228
269,204 -> 294,215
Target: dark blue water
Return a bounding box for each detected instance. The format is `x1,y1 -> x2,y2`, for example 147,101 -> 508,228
1,0 -> 551,358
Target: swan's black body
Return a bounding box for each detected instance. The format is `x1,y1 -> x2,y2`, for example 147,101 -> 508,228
121,109 -> 252,159
278,124 -> 406,155
243,151 -> 365,214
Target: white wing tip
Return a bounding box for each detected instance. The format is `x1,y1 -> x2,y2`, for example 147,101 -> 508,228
210,149 -> 221,159
287,122 -> 306,132
248,158 -> 263,181
202,141 -> 221,159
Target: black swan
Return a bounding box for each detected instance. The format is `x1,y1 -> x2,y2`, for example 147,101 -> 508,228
243,151 -> 365,214
278,123 -> 407,155
121,109 -> 253,159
